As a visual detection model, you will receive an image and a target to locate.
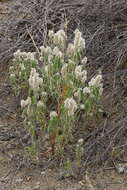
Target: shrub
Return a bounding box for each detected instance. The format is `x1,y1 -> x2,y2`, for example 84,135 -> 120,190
10,28 -> 103,156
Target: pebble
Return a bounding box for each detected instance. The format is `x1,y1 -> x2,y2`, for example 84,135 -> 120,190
33,181 -> 40,190
15,177 -> 23,183
41,171 -> 46,175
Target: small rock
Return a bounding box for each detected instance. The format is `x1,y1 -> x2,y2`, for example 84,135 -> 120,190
24,187 -> 31,190
15,177 -> 23,183
33,181 -> 40,190
41,171 -> 46,175
78,180 -> 85,186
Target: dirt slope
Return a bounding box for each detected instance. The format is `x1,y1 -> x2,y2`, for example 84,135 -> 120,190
0,0 -> 127,190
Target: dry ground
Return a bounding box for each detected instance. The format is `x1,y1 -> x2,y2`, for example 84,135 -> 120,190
0,0 -> 127,190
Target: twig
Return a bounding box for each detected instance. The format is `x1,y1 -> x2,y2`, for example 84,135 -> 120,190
25,24 -> 40,55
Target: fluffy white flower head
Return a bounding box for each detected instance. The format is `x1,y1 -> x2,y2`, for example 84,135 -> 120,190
75,65 -> 87,83
29,68 -> 43,91
20,64 -> 25,71
14,50 -> 37,63
48,30 -> 54,39
26,97 -> 31,105
37,101 -> 45,108
53,47 -> 63,59
14,49 -> 21,58
21,96 -> 31,108
9,66 -> 14,71
10,73 -> 15,79
83,87 -> 91,95
21,100 -> 26,108
61,64 -> 68,77
44,65 -> 49,75
81,70 -> 87,83
40,46 -> 45,54
50,111 -> 58,119
78,138 -> 83,144
41,91 -> 47,102
64,97 -> 77,116
67,43 -> 75,57
53,29 -> 67,48
80,104 -> 85,110
41,91 -> 47,97
81,56 -> 87,65
75,65 -> 82,78
74,29 -> 85,51
89,74 -> 102,87
40,46 -> 52,57
45,46 -> 52,55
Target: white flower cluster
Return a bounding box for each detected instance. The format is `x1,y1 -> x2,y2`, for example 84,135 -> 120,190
37,101 -> 45,108
40,46 -> 53,63
10,73 -> 16,79
40,45 -> 63,64
77,138 -> 83,145
67,29 -> 85,57
44,65 -> 49,75
88,74 -> 103,95
74,29 -> 85,51
67,43 -> 75,57
21,96 -> 31,108
14,49 -> 37,63
89,74 -> 102,87
83,87 -> 91,95
41,91 -> 47,103
48,30 -> 54,39
52,46 -> 63,59
75,65 -> 87,83
61,63 -> 68,77
64,97 -> 77,116
81,56 -> 87,65
41,91 -> 47,98
40,46 -> 52,55
50,111 -> 58,119
20,63 -> 25,71
48,29 -> 67,49
29,68 -> 43,91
